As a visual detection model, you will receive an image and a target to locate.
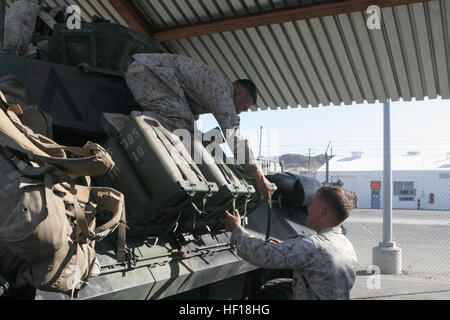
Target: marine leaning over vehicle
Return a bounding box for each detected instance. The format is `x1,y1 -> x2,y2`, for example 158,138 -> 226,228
100,53 -> 272,201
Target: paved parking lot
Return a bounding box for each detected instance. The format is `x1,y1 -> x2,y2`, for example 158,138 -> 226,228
346,209 -> 450,299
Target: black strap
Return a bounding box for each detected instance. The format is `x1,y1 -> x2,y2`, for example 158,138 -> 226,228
265,199 -> 273,241
0,94 -> 9,113
116,207 -> 127,262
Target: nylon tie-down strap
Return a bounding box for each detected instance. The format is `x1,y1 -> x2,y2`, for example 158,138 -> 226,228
265,199 -> 273,241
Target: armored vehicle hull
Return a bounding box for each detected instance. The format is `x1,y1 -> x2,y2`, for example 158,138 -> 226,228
34,201 -> 313,300
0,21 -> 317,300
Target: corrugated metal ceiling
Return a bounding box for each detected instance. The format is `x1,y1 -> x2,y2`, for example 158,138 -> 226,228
6,0 -> 449,111
5,0 -> 129,25
132,0 -> 450,111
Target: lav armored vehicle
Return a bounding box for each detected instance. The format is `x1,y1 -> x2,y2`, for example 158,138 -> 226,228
0,6 -> 320,300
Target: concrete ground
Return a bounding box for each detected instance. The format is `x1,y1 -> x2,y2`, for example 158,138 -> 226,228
347,209 -> 450,300
351,272 -> 450,300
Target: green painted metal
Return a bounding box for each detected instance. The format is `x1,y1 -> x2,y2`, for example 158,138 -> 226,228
96,136 -> 152,216
0,53 -> 137,136
0,0 -> 4,50
48,23 -> 166,72
116,115 -> 221,236
119,115 -> 206,196
0,19 -> 314,300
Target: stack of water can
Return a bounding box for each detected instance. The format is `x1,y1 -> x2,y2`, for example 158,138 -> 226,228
98,115 -> 259,237
192,135 -> 260,230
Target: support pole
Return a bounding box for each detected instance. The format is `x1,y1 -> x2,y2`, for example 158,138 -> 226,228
373,100 -> 402,274
382,100 -> 394,246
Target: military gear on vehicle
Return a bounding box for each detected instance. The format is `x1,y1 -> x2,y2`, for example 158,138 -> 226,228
0,91 -> 126,297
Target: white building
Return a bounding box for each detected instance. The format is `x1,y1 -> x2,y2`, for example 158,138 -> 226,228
316,151 -> 450,210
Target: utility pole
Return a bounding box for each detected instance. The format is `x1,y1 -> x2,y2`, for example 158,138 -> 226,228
258,125 -> 262,159
325,141 -> 331,185
308,148 -> 311,172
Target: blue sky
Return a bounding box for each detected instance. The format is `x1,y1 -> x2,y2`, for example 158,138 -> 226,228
197,97 -> 450,158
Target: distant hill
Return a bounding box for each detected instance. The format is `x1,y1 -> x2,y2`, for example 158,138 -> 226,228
277,153 -> 327,174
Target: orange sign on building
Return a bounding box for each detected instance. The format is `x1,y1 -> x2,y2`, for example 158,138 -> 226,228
370,181 -> 382,189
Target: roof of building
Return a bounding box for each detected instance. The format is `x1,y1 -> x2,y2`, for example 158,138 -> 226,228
317,152 -> 450,171
6,0 -> 449,111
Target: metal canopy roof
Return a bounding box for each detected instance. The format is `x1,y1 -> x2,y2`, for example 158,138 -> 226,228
133,0 -> 450,111
7,0 -> 449,111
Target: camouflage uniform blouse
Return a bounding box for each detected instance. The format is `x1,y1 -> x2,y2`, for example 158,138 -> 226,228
230,226 -> 358,300
126,53 -> 258,174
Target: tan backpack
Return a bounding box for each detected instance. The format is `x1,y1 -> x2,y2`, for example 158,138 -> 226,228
0,91 -> 126,297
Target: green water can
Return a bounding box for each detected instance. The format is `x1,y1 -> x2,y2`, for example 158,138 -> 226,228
96,137 -> 152,215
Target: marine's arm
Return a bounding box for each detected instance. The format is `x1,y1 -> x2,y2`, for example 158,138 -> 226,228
248,168 -> 273,201
216,115 -> 272,200
179,59 -> 272,199
224,210 -> 315,269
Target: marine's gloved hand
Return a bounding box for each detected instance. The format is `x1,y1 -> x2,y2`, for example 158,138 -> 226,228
250,169 -> 273,200
224,209 -> 241,232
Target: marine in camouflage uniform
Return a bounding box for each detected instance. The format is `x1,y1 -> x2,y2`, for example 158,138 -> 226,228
230,225 -> 357,299
125,53 -> 258,175
3,0 -> 42,56
225,186 -> 358,300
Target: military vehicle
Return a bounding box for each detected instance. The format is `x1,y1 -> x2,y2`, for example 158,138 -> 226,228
0,3 -> 321,300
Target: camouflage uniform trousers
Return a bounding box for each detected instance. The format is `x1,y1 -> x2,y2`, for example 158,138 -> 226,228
231,226 -> 358,300
3,0 -> 41,56
125,61 -> 196,134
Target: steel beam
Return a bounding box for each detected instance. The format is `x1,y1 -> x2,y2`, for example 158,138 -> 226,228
108,0 -> 153,37
153,0 -> 435,41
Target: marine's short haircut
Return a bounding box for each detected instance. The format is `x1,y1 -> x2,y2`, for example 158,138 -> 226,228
317,186 -> 354,224
234,79 -> 257,106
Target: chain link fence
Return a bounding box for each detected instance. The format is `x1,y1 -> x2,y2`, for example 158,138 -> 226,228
311,152 -> 450,281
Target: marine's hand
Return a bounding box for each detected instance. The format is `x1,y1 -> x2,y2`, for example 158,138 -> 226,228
251,170 -> 272,200
224,209 -> 241,232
